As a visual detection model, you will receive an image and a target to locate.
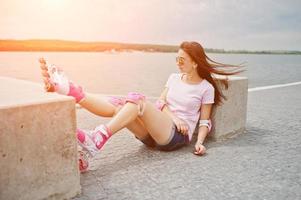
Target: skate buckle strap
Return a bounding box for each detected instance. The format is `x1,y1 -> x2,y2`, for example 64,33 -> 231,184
93,125 -> 112,149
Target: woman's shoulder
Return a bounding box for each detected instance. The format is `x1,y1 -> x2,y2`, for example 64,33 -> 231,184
169,73 -> 182,78
166,73 -> 182,87
167,73 -> 182,81
202,79 -> 215,91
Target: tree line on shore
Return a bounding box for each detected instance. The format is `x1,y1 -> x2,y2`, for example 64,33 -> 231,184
0,39 -> 300,55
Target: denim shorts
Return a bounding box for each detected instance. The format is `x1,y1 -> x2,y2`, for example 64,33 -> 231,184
137,124 -> 189,151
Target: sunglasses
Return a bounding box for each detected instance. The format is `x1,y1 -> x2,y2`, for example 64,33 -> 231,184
176,56 -> 185,65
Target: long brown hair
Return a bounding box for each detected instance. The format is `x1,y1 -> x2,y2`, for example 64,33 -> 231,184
180,41 -> 244,105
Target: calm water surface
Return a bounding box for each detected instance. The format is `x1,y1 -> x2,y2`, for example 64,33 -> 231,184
0,52 -> 300,96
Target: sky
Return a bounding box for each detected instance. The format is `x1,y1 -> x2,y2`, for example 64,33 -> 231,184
0,0 -> 301,51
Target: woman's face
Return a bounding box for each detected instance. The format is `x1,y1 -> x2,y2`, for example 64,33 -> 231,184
176,49 -> 196,73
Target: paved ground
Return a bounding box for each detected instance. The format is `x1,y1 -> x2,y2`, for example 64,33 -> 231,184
73,85 -> 301,200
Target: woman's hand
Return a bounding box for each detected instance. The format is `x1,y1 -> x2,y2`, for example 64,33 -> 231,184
172,117 -> 189,135
194,142 -> 206,156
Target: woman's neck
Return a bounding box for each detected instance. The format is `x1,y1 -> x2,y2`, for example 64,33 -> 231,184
184,71 -> 203,83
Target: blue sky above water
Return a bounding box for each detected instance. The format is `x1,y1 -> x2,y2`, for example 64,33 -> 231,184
0,0 -> 300,51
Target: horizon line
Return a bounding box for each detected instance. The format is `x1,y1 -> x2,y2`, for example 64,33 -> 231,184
0,38 -> 300,52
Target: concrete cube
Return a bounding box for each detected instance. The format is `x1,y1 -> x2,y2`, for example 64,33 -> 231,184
0,77 -> 80,200
209,76 -> 248,141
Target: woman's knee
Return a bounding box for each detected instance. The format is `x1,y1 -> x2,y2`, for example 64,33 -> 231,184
113,105 -> 122,116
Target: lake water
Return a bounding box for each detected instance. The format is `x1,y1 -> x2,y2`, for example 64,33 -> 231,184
0,52 -> 300,97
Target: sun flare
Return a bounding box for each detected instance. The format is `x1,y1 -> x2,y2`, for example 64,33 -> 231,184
42,0 -> 68,9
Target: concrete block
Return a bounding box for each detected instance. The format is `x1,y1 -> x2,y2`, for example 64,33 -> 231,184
209,76 -> 248,141
0,77 -> 80,200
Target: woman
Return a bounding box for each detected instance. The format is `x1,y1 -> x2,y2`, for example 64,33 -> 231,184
39,41 -> 242,172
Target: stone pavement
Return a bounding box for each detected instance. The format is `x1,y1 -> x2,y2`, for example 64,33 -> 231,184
73,85 -> 301,200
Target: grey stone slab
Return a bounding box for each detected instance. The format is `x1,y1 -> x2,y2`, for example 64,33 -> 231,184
0,77 -> 80,200
73,85 -> 301,200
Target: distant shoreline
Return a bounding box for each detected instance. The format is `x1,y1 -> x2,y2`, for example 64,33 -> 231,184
0,39 -> 300,55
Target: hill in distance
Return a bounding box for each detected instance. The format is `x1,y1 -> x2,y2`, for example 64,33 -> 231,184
0,39 -> 300,55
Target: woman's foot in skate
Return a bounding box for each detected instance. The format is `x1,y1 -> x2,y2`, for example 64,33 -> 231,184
77,124 -> 113,157
39,58 -> 85,103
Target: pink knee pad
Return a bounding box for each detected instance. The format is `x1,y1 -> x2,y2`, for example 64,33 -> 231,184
125,92 -> 146,104
125,92 -> 146,116
108,96 -> 126,107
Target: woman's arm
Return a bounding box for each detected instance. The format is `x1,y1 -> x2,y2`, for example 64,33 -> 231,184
157,87 -> 189,135
194,103 -> 213,155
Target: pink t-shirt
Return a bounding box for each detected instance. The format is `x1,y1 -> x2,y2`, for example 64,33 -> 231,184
165,73 -> 215,141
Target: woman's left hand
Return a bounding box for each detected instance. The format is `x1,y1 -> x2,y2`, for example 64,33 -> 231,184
194,142 -> 206,156
172,117 -> 189,135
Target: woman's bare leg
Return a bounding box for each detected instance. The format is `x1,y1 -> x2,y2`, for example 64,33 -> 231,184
39,59 -> 150,140
78,94 -> 148,140
107,101 -> 174,145
125,117 -> 150,140
79,94 -> 116,117
80,95 -> 150,140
